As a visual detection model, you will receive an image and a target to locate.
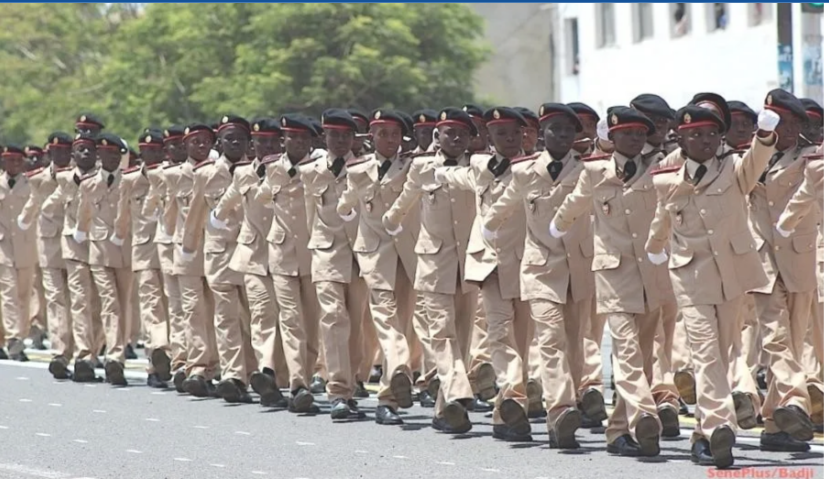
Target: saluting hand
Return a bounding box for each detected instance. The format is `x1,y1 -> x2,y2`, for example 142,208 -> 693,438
757,109 -> 780,132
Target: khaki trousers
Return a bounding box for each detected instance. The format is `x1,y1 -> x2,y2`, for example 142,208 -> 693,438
128,279 -> 141,344
209,282 -> 257,385
580,300 -> 606,395
412,294 -> 437,391
606,310 -> 661,443
89,265 -> 133,363
671,312 -> 692,372
468,293 -> 492,392
526,336 -> 544,384
740,294 -> 764,378
30,266 -> 45,332
754,276 -> 813,433
417,288 -> 476,417
0,265 -> 34,353
273,274 -> 319,392
681,298 -> 741,442
244,274 -> 289,386
162,272 -> 186,371
652,300 -> 681,409
179,275 -> 218,378
359,307 -> 380,382
482,272 -> 531,425
370,260 -> 414,409
531,293 -> 587,430
65,260 -> 95,362
136,269 -> 169,373
803,295 -> 824,394
315,268 -> 367,400
42,267 -> 72,359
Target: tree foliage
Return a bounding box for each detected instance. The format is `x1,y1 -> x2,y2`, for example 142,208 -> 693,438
0,3 -> 490,145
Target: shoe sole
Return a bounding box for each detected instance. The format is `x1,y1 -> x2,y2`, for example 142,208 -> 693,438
217,381 -> 241,403
581,388 -> 608,422
49,359 -> 69,380
554,408 -> 581,449
173,371 -> 186,393
710,427 -> 735,469
104,362 -> 127,386
635,415 -> 661,457
184,379 -> 209,398
732,392 -> 758,430
150,350 -> 172,382
658,407 -> 680,437
331,405 -> 351,420
759,441 -> 811,453
292,392 -> 314,412
476,363 -> 498,401
499,398 -> 528,428
250,373 -> 276,397
73,362 -> 96,383
808,385 -> 824,420
773,407 -> 815,442
390,372 -> 414,409
427,377 -> 440,400
674,370 -> 696,405
442,402 -> 471,433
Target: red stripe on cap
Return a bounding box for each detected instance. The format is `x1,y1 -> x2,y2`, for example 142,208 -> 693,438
807,110 -> 823,118
162,135 -> 183,143
281,127 -> 309,133
322,123 -> 354,130
74,122 -> 99,128
577,113 -> 597,118
1,152 -> 24,158
352,117 -> 368,125
436,120 -> 473,130
218,123 -> 249,132
97,145 -> 120,150
539,112 -> 565,122
696,100 -> 725,119
414,122 -> 436,128
72,138 -> 96,146
47,143 -> 70,148
138,143 -> 163,148
486,118 -> 520,126
251,131 -> 280,136
677,121 -> 720,130
765,105 -> 792,116
369,120 -> 403,127
184,129 -> 213,140
609,124 -> 649,132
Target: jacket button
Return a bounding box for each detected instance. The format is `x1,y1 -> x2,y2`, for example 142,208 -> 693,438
700,209 -> 706,214
775,245 -> 780,251
714,251 -> 719,256
624,209 -> 631,215
632,233 -> 638,238
707,230 -> 713,235
768,201 -> 774,206
637,257 -> 643,262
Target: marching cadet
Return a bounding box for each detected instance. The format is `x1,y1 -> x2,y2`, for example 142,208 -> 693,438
646,104 -> 779,467
800,99 -> 824,147
515,107 -> 540,154
748,89 -> 817,452
113,130 -> 171,388
383,107 -> 479,434
19,133 -> 74,376
0,145 -> 37,362
349,109 -> 371,158
183,115 -> 258,404
412,109 -> 438,154
568,102 -> 600,155
23,145 -> 48,351
397,112 -> 418,154
725,102 -> 757,152
74,113 -> 105,136
75,133 -> 133,387
551,107 -> 673,457
463,104 -> 490,153
211,117 -> 292,408
40,133 -> 100,382
483,103 -> 601,447
26,146 -> 47,170
434,106 -> 534,442
249,114 -> 323,413
336,109 -> 418,425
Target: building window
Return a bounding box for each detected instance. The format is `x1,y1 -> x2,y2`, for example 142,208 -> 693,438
671,3 -> 691,38
748,3 -> 772,26
565,18 -> 580,76
632,3 -> 654,43
708,3 -> 728,31
596,4 -> 616,48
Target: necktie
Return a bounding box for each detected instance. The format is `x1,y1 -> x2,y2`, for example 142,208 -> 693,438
692,164 -> 707,186
107,173 -> 115,187
329,157 -> 345,178
487,156 -> 510,178
73,174 -> 81,186
378,159 -> 392,180
256,163 -> 266,179
547,160 -> 563,182
620,160 -> 637,182
758,152 -> 784,184
443,158 -> 458,167
288,166 -> 297,178
8,177 -> 15,190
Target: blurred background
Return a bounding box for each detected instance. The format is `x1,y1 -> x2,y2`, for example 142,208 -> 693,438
0,3 -> 823,145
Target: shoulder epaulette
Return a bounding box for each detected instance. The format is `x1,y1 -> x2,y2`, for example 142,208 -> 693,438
55,166 -> 72,173
234,160 -> 252,167
347,155 -> 371,167
650,166 -> 682,176
399,151 -> 414,159
164,163 -> 180,170
80,172 -> 97,182
260,154 -> 281,165
643,149 -> 666,160
25,167 -> 45,178
194,159 -> 214,171
297,156 -> 316,166
804,153 -> 824,160
511,152 -> 541,164
144,163 -> 162,171
123,165 -> 141,174
582,153 -> 611,162
412,151 -> 435,158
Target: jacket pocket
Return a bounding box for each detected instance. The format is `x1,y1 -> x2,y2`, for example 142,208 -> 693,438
414,237 -> 441,255
523,245 -> 548,266
730,230 -> 756,255
793,234 -> 816,253
133,234 -> 153,246
267,227 -> 286,245
591,252 -> 620,271
237,229 -> 256,246
353,232 -> 380,253
307,230 -> 334,250
204,239 -> 226,254
580,237 -> 594,257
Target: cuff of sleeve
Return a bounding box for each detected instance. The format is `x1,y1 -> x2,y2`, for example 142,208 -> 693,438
109,234 -> 124,246
776,224 -> 793,238
17,215 -> 31,231
339,209 -> 357,222
209,210 -> 229,231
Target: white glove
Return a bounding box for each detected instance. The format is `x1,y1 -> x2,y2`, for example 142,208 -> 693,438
757,109 -> 780,132
72,229 -> 87,244
386,223 -> 403,237
17,215 -> 31,231
109,234 -> 124,246
549,220 -> 566,239
647,250 -> 668,265
775,222 -> 793,238
482,224 -> 497,242
339,209 -> 357,222
597,118 -> 610,141
209,210 -> 230,231
434,167 -> 449,184
179,246 -> 195,262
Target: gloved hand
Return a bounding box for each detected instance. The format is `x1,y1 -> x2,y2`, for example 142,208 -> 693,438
179,246 -> 195,262
339,209 -> 357,222
549,220 -> 566,238
775,221 -> 793,238
209,210 -> 230,231
382,213 -> 402,236
482,224 -> 497,242
434,167 -> 449,184
109,234 -> 124,246
647,250 -> 669,265
757,109 -> 780,132
597,118 -> 610,142
72,229 -> 87,244
17,215 -> 31,231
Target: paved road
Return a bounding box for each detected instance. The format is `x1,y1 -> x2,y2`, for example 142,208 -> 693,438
0,358 -> 823,479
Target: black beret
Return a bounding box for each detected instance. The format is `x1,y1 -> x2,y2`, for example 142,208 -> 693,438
210,122 -> 219,132
462,104 -> 485,119
514,107 -> 539,127
308,117 -> 325,136
764,89 -> 809,123
690,92 -> 731,130
538,103 -> 583,132
436,107 -> 478,136
218,114 -> 251,133
184,124 -> 216,139
164,125 -> 186,141
800,98 -> 824,119
25,145 -> 44,157
608,106 -> 657,136
138,131 -> 164,147
630,94 -> 674,119
726,101 -> 758,124
370,109 -> 409,133
412,109 -> 438,127
484,107 -> 528,127
251,118 -> 281,135
676,105 -> 727,134
96,133 -> 128,153
73,132 -> 97,146
395,111 -> 415,136
1,145 -> 25,158
567,102 -> 600,121
75,113 -> 105,130
280,115 -> 319,137
46,132 -> 73,148
348,109 -> 370,128
321,109 -> 358,131
129,148 -> 139,160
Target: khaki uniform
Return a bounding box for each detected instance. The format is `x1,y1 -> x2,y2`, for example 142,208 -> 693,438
647,134 -> 776,442
484,150 -> 594,430
337,151 -> 419,409
0,173 -> 36,353
116,164 -> 169,372
553,152 -> 674,443
183,156 -> 257,385
214,158 -> 290,386
21,165 -> 73,359
748,145 -> 818,431
76,169 -> 133,364
385,150 -> 477,416
250,152 -> 320,392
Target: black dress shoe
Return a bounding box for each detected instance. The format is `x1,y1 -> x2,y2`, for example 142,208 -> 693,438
674,369 -> 696,405
773,405 -> 814,441
354,381 -> 370,398
390,371 -> 413,409
125,344 -> 138,360
150,350 -> 172,382
550,407 -> 581,449
442,401 -> 472,433
183,375 -> 210,397
0,348 -> 8,360
147,373 -> 168,389
368,365 -> 382,384
173,369 -> 187,393
756,368 -> 768,390
427,377 -> 440,399
431,414 -> 472,434
709,425 -> 735,469
580,412 -> 603,428
49,357 -> 72,380
11,351 -> 29,362
250,370 -> 276,396
607,434 -> 641,456
759,431 -> 810,452
375,405 -> 403,425
529,404 -> 547,419
218,379 -> 253,404
475,363 -> 498,401
136,341 -> 145,349
73,360 -> 97,383
347,399 -> 366,419
104,361 -> 127,386
732,391 -> 758,429
581,388 -> 608,422
658,405 -> 680,437
635,414 -> 660,457
690,438 -> 714,465
467,395 -> 493,412
499,398 -> 529,429
31,331 -> 46,351
493,423 -> 532,442
309,375 -> 326,394
331,398 -> 351,420
418,390 -> 436,408
289,388 -> 316,413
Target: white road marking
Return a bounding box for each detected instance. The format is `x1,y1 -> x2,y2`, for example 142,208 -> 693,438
437,461 -> 455,466
48,403 -> 62,407
210,464 -> 226,468
480,468 -> 501,473
16,376 -> 29,380
35,433 -> 51,437
73,439 -> 88,444
193,425 -> 209,429
144,418 -> 160,422
19,399 -> 32,403
150,392 -> 166,395
392,455 -> 407,459
251,472 -> 266,476
0,426 -> 8,430
173,458 -> 192,462
126,450 -> 142,454
84,385 -> 96,389
354,450 -> 368,454
295,441 -> 314,446
235,431 -> 251,436
92,410 -> 106,414
0,463 -> 72,478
